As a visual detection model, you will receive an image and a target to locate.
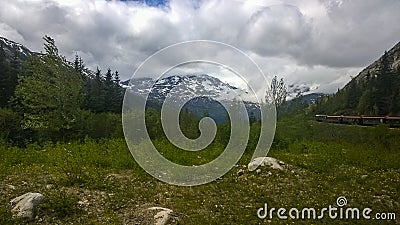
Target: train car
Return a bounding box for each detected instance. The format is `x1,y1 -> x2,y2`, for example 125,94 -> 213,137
386,117 -> 400,127
315,114 -> 327,122
326,115 -> 342,123
342,116 -> 362,125
361,116 -> 385,126
315,114 -> 400,128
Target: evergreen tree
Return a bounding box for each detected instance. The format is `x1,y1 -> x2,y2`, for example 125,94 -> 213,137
379,52 -> 395,114
357,90 -> 374,115
390,66 -> 400,114
0,43 -> 20,108
103,68 -> 114,112
43,35 -> 59,58
0,42 -> 11,107
114,71 -> 120,85
73,53 -> 85,75
84,67 -> 105,113
111,70 -> 123,113
104,68 -> 113,85
345,79 -> 362,113
14,36 -> 83,136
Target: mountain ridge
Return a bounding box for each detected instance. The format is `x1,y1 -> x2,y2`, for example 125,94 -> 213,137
353,41 -> 400,84
123,74 -> 261,123
315,41 -> 400,116
0,37 -> 34,62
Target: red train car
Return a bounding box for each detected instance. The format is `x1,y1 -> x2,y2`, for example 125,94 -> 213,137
315,115 -> 400,128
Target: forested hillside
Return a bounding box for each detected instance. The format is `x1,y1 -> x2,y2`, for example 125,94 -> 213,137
0,36 -> 204,145
0,36 -> 126,144
314,42 -> 400,116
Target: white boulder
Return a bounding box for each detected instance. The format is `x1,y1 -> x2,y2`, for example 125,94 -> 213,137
248,157 -> 285,171
10,192 -> 44,219
146,207 -> 174,225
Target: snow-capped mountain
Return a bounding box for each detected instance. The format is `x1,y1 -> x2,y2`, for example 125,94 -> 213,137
1,36 -> 97,78
123,74 -> 261,123
123,74 -> 255,102
287,83 -> 319,100
0,37 -> 33,61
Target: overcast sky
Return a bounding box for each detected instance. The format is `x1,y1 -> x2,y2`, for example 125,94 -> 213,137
0,0 -> 399,94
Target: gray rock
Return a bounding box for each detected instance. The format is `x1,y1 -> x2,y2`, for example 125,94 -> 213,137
237,169 -> 245,176
146,207 -> 174,225
10,192 -> 44,219
248,157 -> 285,171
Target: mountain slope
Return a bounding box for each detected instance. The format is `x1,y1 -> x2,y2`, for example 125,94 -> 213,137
0,37 -> 33,62
315,41 -> 400,116
0,36 -> 124,113
124,75 -> 261,123
354,42 -> 400,83
0,37 -> 30,106
123,74 -> 254,102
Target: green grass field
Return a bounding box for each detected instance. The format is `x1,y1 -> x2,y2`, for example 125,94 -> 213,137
1,120 -> 399,224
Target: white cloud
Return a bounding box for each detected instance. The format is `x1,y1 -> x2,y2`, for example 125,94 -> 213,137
0,0 -> 399,94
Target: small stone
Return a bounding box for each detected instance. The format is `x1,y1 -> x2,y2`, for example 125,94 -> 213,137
78,199 -> 89,207
7,184 -> 16,190
237,169 -> 244,176
45,184 -> 53,189
361,175 -> 368,179
256,169 -> 261,174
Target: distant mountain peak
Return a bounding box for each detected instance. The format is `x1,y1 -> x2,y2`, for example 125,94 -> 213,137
287,83 -> 320,99
316,41 -> 400,116
124,74 -> 255,102
354,41 -> 400,83
123,74 -> 260,123
0,36 -> 33,61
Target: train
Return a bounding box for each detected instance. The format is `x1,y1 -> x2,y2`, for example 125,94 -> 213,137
315,115 -> 400,127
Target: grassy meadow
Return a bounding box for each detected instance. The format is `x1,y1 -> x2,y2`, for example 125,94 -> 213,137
1,118 -> 399,224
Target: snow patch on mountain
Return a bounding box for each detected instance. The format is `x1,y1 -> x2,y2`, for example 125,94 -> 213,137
0,37 -> 32,59
123,74 -> 256,103
287,83 -> 319,100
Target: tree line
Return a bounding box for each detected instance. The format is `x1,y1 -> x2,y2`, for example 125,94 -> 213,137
0,36 -> 206,145
1,35 -> 290,147
0,36 -> 125,144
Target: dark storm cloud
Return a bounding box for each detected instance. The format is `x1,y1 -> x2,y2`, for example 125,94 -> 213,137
0,0 -> 399,93
301,0 -> 400,68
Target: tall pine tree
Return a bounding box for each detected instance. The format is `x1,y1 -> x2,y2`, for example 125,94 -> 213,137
374,51 -> 395,115
14,36 -> 83,135
84,67 -> 106,113
0,42 -> 11,107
